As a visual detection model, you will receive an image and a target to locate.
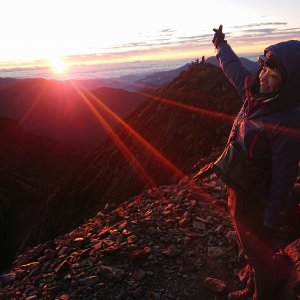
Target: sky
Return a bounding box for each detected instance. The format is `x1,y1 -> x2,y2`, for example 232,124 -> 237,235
0,0 -> 299,71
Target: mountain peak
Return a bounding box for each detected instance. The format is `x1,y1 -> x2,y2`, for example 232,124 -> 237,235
30,62 -> 242,245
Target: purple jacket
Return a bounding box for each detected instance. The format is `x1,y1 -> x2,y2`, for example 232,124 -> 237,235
216,40 -> 300,228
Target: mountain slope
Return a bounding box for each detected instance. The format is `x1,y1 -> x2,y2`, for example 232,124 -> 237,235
0,117 -> 80,183
0,117 -> 82,270
0,183 -> 242,300
32,62 -> 242,245
134,63 -> 190,90
0,79 -> 147,154
135,57 -> 258,91
205,56 -> 259,73
1,180 -> 298,299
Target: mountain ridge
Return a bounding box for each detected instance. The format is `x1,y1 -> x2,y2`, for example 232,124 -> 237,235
1,179 -> 299,299
31,62 -> 241,246
0,80 -> 147,155
0,56 -> 258,92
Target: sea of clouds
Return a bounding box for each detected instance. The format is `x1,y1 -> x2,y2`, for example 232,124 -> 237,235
0,56 -> 258,81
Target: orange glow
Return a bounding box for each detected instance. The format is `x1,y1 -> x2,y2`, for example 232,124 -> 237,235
69,47 -> 215,66
72,82 -> 190,183
49,58 -> 69,75
65,79 -> 299,196
89,75 -> 235,123
139,92 -> 235,123
138,90 -> 300,140
70,81 -> 156,187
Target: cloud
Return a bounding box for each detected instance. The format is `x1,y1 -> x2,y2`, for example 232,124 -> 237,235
178,33 -> 212,40
277,27 -> 300,32
160,29 -> 175,33
159,29 -> 175,38
59,23 -> 300,66
230,27 -> 300,44
111,42 -> 150,49
243,28 -> 276,33
227,22 -> 300,46
239,27 -> 300,37
233,22 -> 287,28
20,22 -> 297,68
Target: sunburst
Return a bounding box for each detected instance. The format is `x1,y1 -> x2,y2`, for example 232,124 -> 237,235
49,58 -> 69,75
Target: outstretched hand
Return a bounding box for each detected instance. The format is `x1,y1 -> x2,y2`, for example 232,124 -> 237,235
212,25 -> 226,48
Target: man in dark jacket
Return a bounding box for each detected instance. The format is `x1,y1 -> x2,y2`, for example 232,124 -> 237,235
212,25 -> 300,299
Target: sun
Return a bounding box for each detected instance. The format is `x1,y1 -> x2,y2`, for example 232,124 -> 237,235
49,58 -> 69,75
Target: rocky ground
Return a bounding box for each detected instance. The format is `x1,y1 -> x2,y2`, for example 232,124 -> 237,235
0,175 -> 299,300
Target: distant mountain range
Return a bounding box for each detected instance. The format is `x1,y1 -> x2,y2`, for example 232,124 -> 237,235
0,79 -> 148,155
78,56 -> 258,91
0,117 -> 80,183
95,56 -> 258,91
205,56 -> 259,73
0,56 -> 258,92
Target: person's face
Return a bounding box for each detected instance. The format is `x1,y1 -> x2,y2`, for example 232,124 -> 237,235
259,67 -> 282,94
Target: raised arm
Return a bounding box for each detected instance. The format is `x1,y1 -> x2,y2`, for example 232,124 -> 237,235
213,25 -> 251,101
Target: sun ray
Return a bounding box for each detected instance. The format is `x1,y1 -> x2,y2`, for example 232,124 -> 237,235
85,75 -> 235,123
139,92 -> 235,123
19,80 -> 49,126
49,58 -> 69,75
71,81 -> 156,187
73,82 -> 190,183
70,76 -> 299,196
100,76 -> 300,140
139,90 -> 300,140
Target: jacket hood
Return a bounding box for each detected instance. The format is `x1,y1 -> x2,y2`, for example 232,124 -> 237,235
264,40 -> 300,106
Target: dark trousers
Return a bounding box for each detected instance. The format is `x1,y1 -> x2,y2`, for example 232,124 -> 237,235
228,188 -> 277,300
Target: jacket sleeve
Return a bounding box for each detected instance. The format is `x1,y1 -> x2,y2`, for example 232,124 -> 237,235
216,42 -> 251,101
264,124 -> 300,228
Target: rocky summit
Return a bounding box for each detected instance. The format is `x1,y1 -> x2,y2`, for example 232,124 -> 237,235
0,177 -> 241,300
1,175 -> 299,299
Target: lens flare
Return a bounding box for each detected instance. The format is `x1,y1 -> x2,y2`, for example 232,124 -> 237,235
49,58 -> 69,75
71,81 -> 190,183
71,81 -> 156,187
